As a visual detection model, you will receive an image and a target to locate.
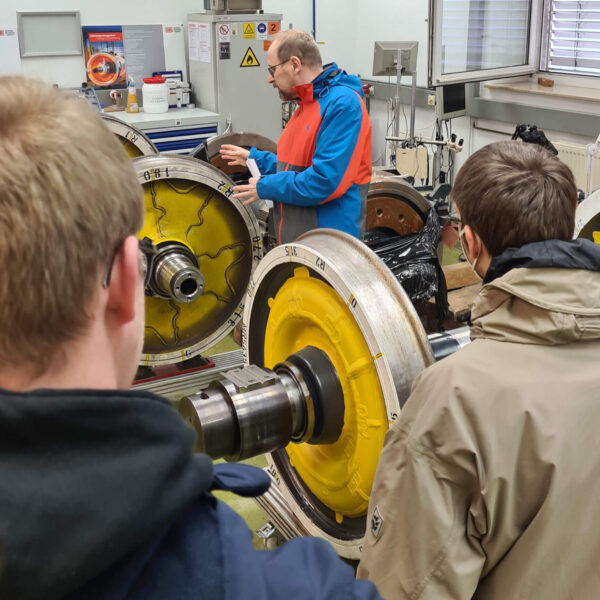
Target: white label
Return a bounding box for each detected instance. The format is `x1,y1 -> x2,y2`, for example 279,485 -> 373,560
246,158 -> 261,178
0,27 -> 20,74
189,22 -> 211,63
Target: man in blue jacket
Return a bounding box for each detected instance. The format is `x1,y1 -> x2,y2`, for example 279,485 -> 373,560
221,30 -> 372,244
0,76 -> 381,600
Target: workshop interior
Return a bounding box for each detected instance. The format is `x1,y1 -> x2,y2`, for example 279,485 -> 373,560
2,0 -> 600,562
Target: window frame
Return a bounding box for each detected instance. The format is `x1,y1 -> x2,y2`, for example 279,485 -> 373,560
429,0 -> 544,86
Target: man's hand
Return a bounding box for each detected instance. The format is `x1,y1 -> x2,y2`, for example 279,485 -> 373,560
220,144 -> 250,167
233,177 -> 260,206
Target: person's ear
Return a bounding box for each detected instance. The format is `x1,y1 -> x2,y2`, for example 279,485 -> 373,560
106,235 -> 140,325
462,224 -> 480,263
290,55 -> 302,72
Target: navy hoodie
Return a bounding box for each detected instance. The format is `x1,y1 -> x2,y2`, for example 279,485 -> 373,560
0,389 -> 381,599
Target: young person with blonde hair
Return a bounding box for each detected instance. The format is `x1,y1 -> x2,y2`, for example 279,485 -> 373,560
0,76 -> 381,600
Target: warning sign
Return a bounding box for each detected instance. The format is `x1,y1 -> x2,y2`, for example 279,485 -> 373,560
268,22 -> 280,35
240,47 -> 260,67
243,23 -> 255,39
256,22 -> 267,40
218,23 -> 230,42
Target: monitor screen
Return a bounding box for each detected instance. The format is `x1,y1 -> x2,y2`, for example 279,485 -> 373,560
436,83 -> 467,120
372,41 -> 418,76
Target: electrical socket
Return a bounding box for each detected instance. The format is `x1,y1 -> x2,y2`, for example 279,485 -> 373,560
427,94 -> 436,106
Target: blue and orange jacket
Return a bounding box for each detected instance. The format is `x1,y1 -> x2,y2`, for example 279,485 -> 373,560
250,62 -> 372,244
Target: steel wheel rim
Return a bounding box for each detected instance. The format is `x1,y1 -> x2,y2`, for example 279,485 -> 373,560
243,229 -> 432,557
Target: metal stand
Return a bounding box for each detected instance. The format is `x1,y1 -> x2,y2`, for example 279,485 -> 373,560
409,72 -> 416,141
393,51 -> 402,139
392,49 -> 417,146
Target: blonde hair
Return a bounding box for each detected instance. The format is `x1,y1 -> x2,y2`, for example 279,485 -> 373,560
0,76 -> 144,373
275,30 -> 322,69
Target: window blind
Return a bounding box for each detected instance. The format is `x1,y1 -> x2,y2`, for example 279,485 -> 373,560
546,0 -> 600,74
441,0 -> 531,75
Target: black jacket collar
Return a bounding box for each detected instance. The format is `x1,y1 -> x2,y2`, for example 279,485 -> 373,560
484,239 -> 600,284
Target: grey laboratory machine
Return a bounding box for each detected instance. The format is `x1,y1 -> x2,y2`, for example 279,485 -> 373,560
188,10 -> 283,141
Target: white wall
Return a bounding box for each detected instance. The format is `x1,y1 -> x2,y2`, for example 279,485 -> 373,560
0,0 -> 203,87
297,0 -> 430,86
3,0 -> 597,174
262,0 -> 311,32
266,0 -> 430,82
314,0 -> 359,73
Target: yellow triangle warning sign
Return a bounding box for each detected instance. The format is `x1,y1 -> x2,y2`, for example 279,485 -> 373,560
240,47 -> 260,68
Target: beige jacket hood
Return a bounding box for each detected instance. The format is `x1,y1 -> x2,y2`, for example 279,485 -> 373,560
358,240 -> 600,600
470,265 -> 600,345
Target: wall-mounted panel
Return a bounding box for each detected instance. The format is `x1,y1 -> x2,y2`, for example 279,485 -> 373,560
17,11 -> 82,57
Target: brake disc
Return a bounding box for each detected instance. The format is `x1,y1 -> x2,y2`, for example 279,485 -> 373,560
366,175 -> 430,236
191,131 -> 277,183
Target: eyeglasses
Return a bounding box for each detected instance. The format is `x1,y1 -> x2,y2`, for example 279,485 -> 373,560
267,59 -> 289,77
102,236 -> 156,289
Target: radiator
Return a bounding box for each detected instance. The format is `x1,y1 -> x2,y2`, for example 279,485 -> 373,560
554,141 -> 600,193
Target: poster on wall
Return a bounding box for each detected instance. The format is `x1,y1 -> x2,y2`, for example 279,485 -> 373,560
82,26 -> 126,88
188,22 -> 211,63
122,25 -> 165,87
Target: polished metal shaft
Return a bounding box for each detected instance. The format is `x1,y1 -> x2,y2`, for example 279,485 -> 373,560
180,330 -> 469,462
152,248 -> 204,303
180,347 -> 344,461
428,326 -> 471,361
181,365 -> 295,461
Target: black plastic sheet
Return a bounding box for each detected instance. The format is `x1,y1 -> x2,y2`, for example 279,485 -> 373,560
364,208 -> 448,326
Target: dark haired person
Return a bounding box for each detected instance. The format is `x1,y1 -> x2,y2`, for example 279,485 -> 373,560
358,140 -> 600,599
220,29 -> 372,244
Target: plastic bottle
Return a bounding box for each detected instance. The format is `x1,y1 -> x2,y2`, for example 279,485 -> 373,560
126,77 -> 139,114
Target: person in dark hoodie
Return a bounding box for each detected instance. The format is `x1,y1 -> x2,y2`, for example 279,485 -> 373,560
0,76 -> 382,600
220,29 -> 372,244
358,141 -> 600,599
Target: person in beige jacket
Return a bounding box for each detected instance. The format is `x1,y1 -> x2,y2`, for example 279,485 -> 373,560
357,140 -> 600,599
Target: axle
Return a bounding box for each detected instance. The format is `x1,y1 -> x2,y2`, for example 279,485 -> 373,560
180,327 -> 470,461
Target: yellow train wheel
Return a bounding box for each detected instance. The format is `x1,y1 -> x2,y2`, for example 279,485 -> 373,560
133,155 -> 263,366
101,114 -> 158,158
575,190 -> 600,243
243,229 -> 433,558
264,267 -> 386,520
